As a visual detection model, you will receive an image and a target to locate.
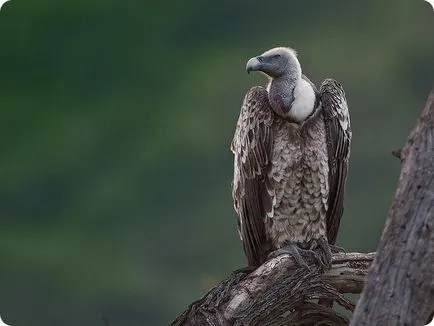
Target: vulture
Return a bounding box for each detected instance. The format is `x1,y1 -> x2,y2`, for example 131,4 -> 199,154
231,47 -> 351,269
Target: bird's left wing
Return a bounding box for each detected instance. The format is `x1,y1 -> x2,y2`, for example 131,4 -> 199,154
320,79 -> 352,245
231,86 -> 274,266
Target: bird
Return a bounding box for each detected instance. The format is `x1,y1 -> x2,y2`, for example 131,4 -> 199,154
231,47 -> 351,269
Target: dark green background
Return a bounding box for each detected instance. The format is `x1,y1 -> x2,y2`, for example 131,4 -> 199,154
0,0 -> 432,325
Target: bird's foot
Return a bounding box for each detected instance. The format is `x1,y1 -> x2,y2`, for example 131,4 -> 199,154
267,244 -> 320,271
316,237 -> 333,271
329,244 -> 345,254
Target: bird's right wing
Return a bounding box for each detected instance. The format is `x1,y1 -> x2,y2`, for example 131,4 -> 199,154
231,86 -> 274,266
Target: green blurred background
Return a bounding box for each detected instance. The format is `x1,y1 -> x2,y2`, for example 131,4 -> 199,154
0,0 -> 432,325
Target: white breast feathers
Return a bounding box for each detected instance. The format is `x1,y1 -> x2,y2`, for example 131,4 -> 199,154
287,78 -> 316,122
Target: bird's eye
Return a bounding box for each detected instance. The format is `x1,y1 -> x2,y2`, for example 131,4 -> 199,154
273,54 -> 281,59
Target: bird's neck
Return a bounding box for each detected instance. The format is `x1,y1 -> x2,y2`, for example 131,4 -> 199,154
267,75 -> 297,116
268,75 -> 316,123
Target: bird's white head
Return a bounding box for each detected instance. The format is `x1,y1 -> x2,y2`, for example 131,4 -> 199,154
246,47 -> 301,79
246,47 -> 316,123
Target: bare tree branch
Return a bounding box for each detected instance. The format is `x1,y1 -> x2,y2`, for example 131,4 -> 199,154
391,148 -> 402,160
171,252 -> 374,326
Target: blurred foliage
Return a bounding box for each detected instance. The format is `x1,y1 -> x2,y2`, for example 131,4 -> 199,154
0,0 -> 432,325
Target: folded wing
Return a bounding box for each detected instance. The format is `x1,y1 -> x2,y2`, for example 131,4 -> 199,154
231,86 -> 274,266
320,79 -> 352,245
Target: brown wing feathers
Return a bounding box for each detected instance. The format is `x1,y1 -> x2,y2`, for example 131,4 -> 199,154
320,79 -> 352,245
231,86 -> 274,266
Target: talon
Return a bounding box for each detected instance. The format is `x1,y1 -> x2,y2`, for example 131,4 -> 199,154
267,244 -> 313,270
267,238 -> 335,272
317,237 -> 333,271
329,244 -> 345,254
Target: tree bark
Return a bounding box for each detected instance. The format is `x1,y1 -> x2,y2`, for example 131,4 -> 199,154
171,253 -> 374,326
350,88 -> 434,326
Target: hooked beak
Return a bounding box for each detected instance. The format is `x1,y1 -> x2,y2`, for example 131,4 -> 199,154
246,56 -> 264,74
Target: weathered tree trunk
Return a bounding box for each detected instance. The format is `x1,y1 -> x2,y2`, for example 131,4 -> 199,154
350,88 -> 434,326
171,89 -> 434,325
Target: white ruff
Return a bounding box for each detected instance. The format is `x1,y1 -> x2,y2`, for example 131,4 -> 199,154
288,78 -> 316,122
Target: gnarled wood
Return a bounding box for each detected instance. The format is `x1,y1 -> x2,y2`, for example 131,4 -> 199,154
171,252 -> 374,326
351,88 -> 434,326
